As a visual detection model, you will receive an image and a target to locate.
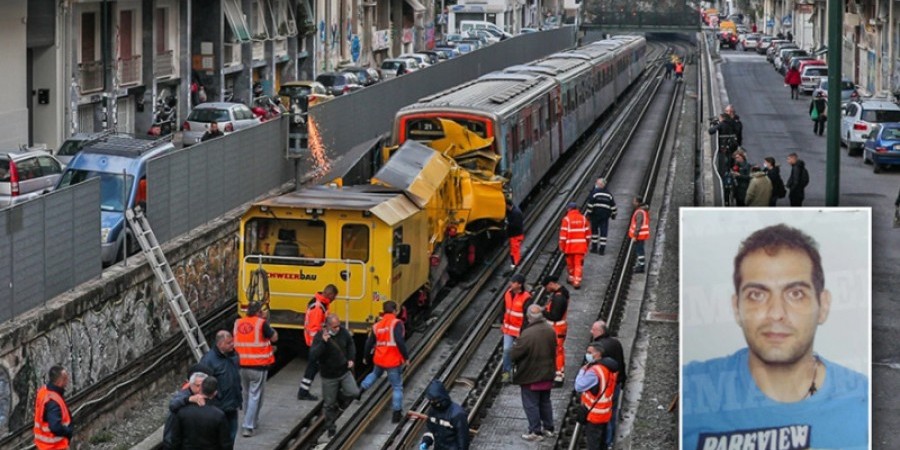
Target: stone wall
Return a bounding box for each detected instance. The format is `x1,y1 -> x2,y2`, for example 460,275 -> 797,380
0,212 -> 240,437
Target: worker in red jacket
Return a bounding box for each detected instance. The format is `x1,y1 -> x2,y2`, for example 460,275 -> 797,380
559,202 -> 591,289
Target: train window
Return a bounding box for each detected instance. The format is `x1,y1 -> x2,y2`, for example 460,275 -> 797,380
405,117 -> 488,142
341,224 -> 369,263
243,218 -> 326,266
510,123 -> 519,157
392,227 -> 404,267
532,110 -> 539,141
519,118 -> 527,150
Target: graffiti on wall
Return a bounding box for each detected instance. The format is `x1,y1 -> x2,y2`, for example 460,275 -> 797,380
373,30 -> 391,51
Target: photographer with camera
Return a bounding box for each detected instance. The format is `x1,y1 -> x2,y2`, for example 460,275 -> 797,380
709,104 -> 743,176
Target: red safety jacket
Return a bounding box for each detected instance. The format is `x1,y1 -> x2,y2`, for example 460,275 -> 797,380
233,316 -> 275,367
373,313 -> 405,368
559,209 -> 591,255
545,296 -> 567,338
34,386 -> 70,450
501,289 -> 532,337
675,62 -> 684,74
304,292 -> 331,346
629,208 -> 650,241
581,363 -> 617,424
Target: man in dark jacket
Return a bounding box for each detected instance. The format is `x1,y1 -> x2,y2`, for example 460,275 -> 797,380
200,330 -> 242,444
585,177 -> 617,254
763,157 -> 786,206
310,313 -> 359,437
809,92 -> 827,136
163,364 -> 213,449
201,121 -> 225,142
731,151 -> 751,207
590,321 -> 626,448
506,201 -> 525,268
418,380 -> 470,450
170,376 -> 232,450
511,305 -> 557,442
786,153 -> 810,207
708,104 -> 743,147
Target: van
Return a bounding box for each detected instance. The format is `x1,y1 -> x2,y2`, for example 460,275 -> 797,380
459,20 -> 512,39
55,135 -> 174,266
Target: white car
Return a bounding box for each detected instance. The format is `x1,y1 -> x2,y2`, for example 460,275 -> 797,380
182,102 -> 261,146
399,54 -> 431,70
840,100 -> 900,156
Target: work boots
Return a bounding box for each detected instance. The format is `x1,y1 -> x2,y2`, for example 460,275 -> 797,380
598,246 -> 605,255
392,410 -> 403,423
591,243 -> 598,253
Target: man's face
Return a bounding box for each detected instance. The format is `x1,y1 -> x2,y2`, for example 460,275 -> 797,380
732,248 -> 831,366
218,335 -> 235,353
190,377 -> 204,395
58,370 -> 70,389
591,322 -> 602,338
725,106 -> 735,116
510,281 -> 522,292
787,155 -> 797,166
210,123 -> 219,132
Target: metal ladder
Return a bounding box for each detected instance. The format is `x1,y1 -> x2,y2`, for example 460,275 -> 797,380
125,208 -> 209,361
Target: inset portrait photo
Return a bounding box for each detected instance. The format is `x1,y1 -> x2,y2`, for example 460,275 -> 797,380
680,208 -> 870,450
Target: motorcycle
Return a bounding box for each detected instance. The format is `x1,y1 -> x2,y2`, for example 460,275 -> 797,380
148,94 -> 177,137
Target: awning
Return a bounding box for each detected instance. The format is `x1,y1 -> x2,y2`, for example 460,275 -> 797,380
405,0 -> 426,13
223,0 -> 252,42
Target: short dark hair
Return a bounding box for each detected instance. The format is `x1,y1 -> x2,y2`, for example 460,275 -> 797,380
384,300 -> 397,314
323,284 -> 338,297
587,343 -> 604,355
787,152 -> 799,159
210,120 -> 218,126
48,365 -> 66,384
215,330 -> 232,343
764,156 -> 776,166
201,376 -> 218,397
733,224 -> 824,297
247,301 -> 263,316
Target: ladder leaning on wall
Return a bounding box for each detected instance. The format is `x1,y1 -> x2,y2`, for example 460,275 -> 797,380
125,207 -> 210,361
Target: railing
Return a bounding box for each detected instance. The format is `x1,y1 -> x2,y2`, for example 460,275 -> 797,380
252,41 -> 265,60
274,38 -> 287,57
78,60 -> 104,94
153,50 -> 176,78
224,43 -> 242,66
117,55 -> 142,86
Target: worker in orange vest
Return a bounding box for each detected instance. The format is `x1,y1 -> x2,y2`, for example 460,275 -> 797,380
675,61 -> 684,81
233,301 -> 278,437
575,343 -> 618,450
501,273 -> 531,382
559,202 -> 591,289
629,197 -> 650,273
541,275 -> 569,385
34,365 -> 72,450
360,300 -> 409,423
298,284 -> 338,400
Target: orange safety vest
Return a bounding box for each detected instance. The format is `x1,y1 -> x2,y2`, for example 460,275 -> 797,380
559,209 -> 591,255
233,316 -> 275,367
628,208 -> 650,241
675,62 -> 684,74
501,289 -> 531,337
34,386 -> 71,450
304,293 -> 331,346
581,364 -> 617,425
545,295 -> 567,338
373,313 -> 405,368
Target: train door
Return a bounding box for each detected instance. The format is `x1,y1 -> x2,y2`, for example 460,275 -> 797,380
335,221 -> 371,325
549,90 -> 562,159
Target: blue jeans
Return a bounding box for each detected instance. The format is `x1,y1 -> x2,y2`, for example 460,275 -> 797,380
361,365 -> 403,411
520,385 -> 553,434
502,334 -> 516,373
606,383 -> 622,447
634,240 -> 645,266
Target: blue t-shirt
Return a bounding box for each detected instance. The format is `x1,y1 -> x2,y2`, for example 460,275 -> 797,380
683,348 -> 868,450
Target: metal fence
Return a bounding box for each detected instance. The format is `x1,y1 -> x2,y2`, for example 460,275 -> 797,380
147,118 -> 293,243
309,27 -> 577,156
0,180 -> 101,316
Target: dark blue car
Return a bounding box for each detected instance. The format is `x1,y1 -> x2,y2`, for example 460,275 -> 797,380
863,122 -> 900,173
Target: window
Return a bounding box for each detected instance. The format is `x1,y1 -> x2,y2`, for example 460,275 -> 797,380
341,224 -> 369,262
119,10 -> 134,60
155,8 -> 169,54
519,118 -> 527,150
392,227 -> 404,267
81,12 -> 97,62
510,123 -> 519,157
14,158 -> 40,181
57,169 -> 134,212
242,218 -> 326,264
37,157 -> 62,176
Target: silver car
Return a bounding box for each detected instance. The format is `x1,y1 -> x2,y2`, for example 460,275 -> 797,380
0,150 -> 63,209
182,102 -> 261,146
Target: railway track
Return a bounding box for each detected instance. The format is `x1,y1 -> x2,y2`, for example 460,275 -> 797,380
275,42 -> 679,450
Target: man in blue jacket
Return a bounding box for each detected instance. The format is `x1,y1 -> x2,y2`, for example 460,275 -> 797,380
417,380 -> 470,450
200,330 -> 242,445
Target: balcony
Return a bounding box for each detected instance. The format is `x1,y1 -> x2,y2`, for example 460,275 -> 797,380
117,55 -> 142,86
78,60 -> 103,94
225,43 -> 242,67
154,50 -> 176,79
252,41 -> 265,60
274,38 -> 287,58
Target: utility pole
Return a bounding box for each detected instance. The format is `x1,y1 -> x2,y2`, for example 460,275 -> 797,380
825,0 -> 841,205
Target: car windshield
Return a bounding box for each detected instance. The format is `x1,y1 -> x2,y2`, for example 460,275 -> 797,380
862,109 -> 900,123
187,108 -> 230,123
317,75 -> 343,86
344,70 -> 367,83
805,68 -> 827,77
58,138 -> 91,156
0,158 -> 9,182
882,128 -> 900,140
58,169 -> 134,212
278,86 -> 312,98
382,61 -> 401,71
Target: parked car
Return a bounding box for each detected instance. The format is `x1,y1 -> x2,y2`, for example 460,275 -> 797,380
459,38 -> 484,51
454,42 -> 476,54
812,78 -> 857,103
741,34 -> 759,50
418,50 -> 447,63
756,36 -> 774,53
433,45 -> 460,59
862,122 -> 900,172
468,29 -> 500,44
380,58 -> 418,80
339,66 -> 381,86
786,55 -> 815,72
315,72 -> 364,96
277,80 -> 333,112
520,27 -> 540,34
182,102 -> 261,146
719,31 -> 739,49
767,41 -> 796,62
840,100 -> 900,156
55,132 -> 107,166
399,53 -> 431,69
55,135 -> 175,265
799,65 -> 828,94
0,149 -> 63,209
776,49 -> 808,74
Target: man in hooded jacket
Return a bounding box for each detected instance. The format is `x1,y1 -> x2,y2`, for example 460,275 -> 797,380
418,380 -> 470,450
